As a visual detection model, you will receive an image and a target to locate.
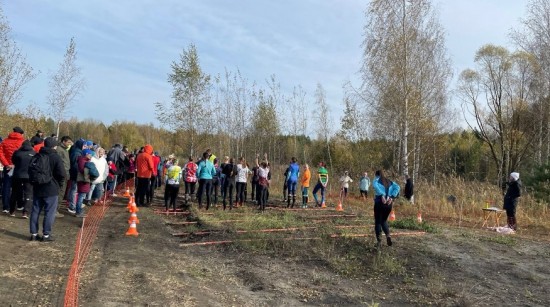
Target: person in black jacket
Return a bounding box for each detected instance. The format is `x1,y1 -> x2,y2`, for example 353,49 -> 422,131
9,140 -> 35,218
404,175 -> 414,203
29,137 -> 66,242
503,172 -> 521,231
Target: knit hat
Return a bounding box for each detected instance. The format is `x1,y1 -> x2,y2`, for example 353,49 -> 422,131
44,137 -> 57,148
86,140 -> 94,147
13,126 -> 24,134
510,172 -> 520,181
82,149 -> 93,156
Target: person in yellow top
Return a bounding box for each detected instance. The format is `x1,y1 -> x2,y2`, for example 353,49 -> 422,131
300,164 -> 311,208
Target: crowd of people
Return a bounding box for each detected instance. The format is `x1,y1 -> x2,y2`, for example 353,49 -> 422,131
0,126 -> 523,246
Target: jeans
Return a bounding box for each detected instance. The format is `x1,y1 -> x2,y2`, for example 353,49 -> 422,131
312,182 -> 326,205
87,183 -> 105,201
75,192 -> 87,215
30,195 -> 58,236
236,182 -> 246,204
258,185 -> 268,211
67,180 -> 78,210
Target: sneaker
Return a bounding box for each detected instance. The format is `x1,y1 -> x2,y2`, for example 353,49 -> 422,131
55,212 -> 64,218
41,235 -> 54,242
111,193 -> 117,197
30,234 -> 41,241
9,212 -> 15,217
22,212 -> 28,219
75,213 -> 87,218
16,206 -> 24,211
67,208 -> 76,214
2,209 -> 8,214
387,236 -> 393,246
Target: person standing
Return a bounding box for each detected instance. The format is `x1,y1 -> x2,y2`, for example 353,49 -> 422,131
300,164 -> 311,208
372,170 -> 400,248
0,127 -> 25,214
74,149 -> 98,217
221,158 -> 237,210
28,137 -> 66,242
136,145 -> 154,206
55,136 -> 72,217
148,151 -> 161,203
504,172 -> 521,231
286,157 -> 300,208
312,162 -> 329,208
339,171 -> 353,198
164,159 -> 182,211
235,157 -> 250,207
87,147 -> 108,205
29,130 -> 44,146
9,140 -> 35,218
183,156 -> 198,202
359,172 -> 370,200
404,174 -> 414,203
256,154 -> 270,211
196,152 -> 216,210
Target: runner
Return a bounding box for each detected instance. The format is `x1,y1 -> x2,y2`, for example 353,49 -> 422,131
312,162 -> 329,208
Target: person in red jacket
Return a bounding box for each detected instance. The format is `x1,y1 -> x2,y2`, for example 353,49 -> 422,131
0,127 -> 25,213
136,144 -> 154,206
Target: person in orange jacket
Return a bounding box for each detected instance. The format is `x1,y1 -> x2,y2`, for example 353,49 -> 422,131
135,144 -> 154,206
300,164 -> 311,208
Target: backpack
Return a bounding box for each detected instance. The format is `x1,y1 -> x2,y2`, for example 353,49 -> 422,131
28,153 -> 52,185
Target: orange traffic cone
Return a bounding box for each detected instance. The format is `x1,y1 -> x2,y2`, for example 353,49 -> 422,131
127,196 -> 134,210
417,212 -> 423,223
128,212 -> 140,224
335,201 -> 343,211
129,198 -> 139,213
125,221 -> 139,236
389,210 -> 396,221
123,187 -> 131,197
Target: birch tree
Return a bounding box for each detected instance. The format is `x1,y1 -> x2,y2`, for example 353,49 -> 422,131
48,37 -> 86,137
155,44 -> 210,157
361,0 -> 452,177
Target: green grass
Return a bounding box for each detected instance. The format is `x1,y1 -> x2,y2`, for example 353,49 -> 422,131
390,217 -> 437,233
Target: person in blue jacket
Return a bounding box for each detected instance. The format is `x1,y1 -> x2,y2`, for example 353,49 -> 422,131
372,170 -> 400,247
286,157 -> 300,208
196,151 -> 217,210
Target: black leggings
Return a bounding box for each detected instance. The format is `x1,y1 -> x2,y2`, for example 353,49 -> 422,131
236,182 -> 246,204
374,197 -> 392,241
136,177 -> 150,206
222,180 -> 235,209
164,184 -> 180,210
184,181 -> 196,196
197,179 -> 212,209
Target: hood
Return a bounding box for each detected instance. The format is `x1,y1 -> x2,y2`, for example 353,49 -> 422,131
20,140 -> 34,151
144,144 -> 153,155
39,147 -> 58,155
7,132 -> 25,141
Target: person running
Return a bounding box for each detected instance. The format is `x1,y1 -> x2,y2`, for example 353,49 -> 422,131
359,172 -> 370,200
312,162 -> 329,208
372,170 -> 400,247
300,163 -> 311,208
235,157 -> 250,207
286,157 -> 300,208
196,152 -> 216,210
256,153 -> 270,211
221,158 -> 237,210
339,171 -> 353,198
164,159 -> 182,211
504,172 -> 521,231
183,156 -> 198,202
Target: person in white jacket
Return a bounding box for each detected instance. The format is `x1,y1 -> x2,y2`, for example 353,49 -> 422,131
86,147 -> 109,205
339,171 -> 353,198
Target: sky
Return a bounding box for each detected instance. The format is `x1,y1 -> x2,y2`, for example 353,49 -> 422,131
2,0 -> 528,132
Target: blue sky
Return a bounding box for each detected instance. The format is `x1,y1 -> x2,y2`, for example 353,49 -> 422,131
3,0 -> 526,131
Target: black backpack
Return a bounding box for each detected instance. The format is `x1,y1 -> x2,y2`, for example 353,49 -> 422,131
28,153 -> 52,185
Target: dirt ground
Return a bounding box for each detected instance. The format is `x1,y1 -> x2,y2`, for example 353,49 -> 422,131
1,192 -> 549,306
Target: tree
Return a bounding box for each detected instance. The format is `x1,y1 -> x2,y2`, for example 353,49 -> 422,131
0,8 -> 36,115
155,44 -> 211,157
361,0 -> 452,178
48,37 -> 86,137
458,45 -> 539,187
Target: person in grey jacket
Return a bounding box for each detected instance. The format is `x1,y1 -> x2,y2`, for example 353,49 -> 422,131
55,136 -> 72,217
